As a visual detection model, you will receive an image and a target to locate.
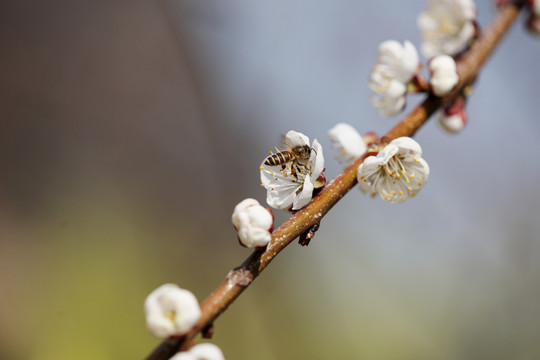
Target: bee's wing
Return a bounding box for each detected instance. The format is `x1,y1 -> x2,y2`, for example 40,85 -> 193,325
279,134 -> 293,150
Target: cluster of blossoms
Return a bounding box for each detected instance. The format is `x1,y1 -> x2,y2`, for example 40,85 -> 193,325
370,0 -> 478,134
144,284 -> 225,360
145,2 -> 540,357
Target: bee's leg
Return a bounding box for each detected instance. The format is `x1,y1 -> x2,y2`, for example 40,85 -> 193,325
291,165 -> 298,180
281,164 -> 286,171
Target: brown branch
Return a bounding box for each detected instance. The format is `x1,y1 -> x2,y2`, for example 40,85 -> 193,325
145,3 -> 524,359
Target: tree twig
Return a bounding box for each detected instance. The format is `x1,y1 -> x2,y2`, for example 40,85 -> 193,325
145,3 -> 524,359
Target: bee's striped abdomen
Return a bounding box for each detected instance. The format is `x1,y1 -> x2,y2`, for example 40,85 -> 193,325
264,151 -> 293,166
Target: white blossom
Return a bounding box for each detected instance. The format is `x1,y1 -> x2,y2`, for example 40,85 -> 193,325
144,284 -> 201,338
328,123 -> 367,166
370,40 -> 419,117
170,344 -> 225,360
231,198 -> 273,248
357,137 -> 430,203
418,0 -> 477,58
428,55 -> 459,96
372,80 -> 408,117
260,131 -> 324,211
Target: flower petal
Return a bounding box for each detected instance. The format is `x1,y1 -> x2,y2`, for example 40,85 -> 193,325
284,130 -> 309,146
328,123 -> 366,165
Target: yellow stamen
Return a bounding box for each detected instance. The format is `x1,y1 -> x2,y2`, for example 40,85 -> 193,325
260,166 -> 264,170
166,311 -> 176,322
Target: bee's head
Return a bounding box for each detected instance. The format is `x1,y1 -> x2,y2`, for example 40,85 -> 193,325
293,145 -> 312,161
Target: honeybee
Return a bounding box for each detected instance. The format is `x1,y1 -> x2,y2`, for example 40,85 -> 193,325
264,136 -> 312,178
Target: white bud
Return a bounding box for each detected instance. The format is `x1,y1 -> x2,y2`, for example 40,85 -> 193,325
429,55 -> 459,97
144,284 -> 201,338
439,112 -> 466,134
170,343 -> 225,360
232,198 -> 273,248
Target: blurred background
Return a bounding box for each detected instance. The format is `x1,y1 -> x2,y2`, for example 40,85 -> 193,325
1,0 -> 540,359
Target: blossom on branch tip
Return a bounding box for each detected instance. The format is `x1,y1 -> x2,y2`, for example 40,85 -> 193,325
232,198 -> 273,249
428,55 -> 459,96
260,130 -> 324,211
418,0 -> 477,58
369,40 -> 419,117
144,284 -> 201,338
170,343 -> 226,360
357,137 -> 429,203
328,123 -> 367,166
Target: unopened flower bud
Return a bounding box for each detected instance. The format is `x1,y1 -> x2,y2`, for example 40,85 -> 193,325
232,198 -> 273,249
429,55 -> 459,97
170,343 -> 225,360
526,0 -> 540,36
144,284 -> 201,338
439,96 -> 467,134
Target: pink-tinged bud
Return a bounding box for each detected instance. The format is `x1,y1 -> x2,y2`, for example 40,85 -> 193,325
526,14 -> 540,35
314,173 -> 326,190
362,131 -> 380,147
495,0 -> 513,8
439,97 -> 467,134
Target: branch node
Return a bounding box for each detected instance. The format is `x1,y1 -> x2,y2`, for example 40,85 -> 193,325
226,268 -> 253,288
201,323 -> 215,339
298,222 -> 320,247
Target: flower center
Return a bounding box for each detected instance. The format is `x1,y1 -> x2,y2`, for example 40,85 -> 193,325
381,155 -> 411,184
166,310 -> 176,322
